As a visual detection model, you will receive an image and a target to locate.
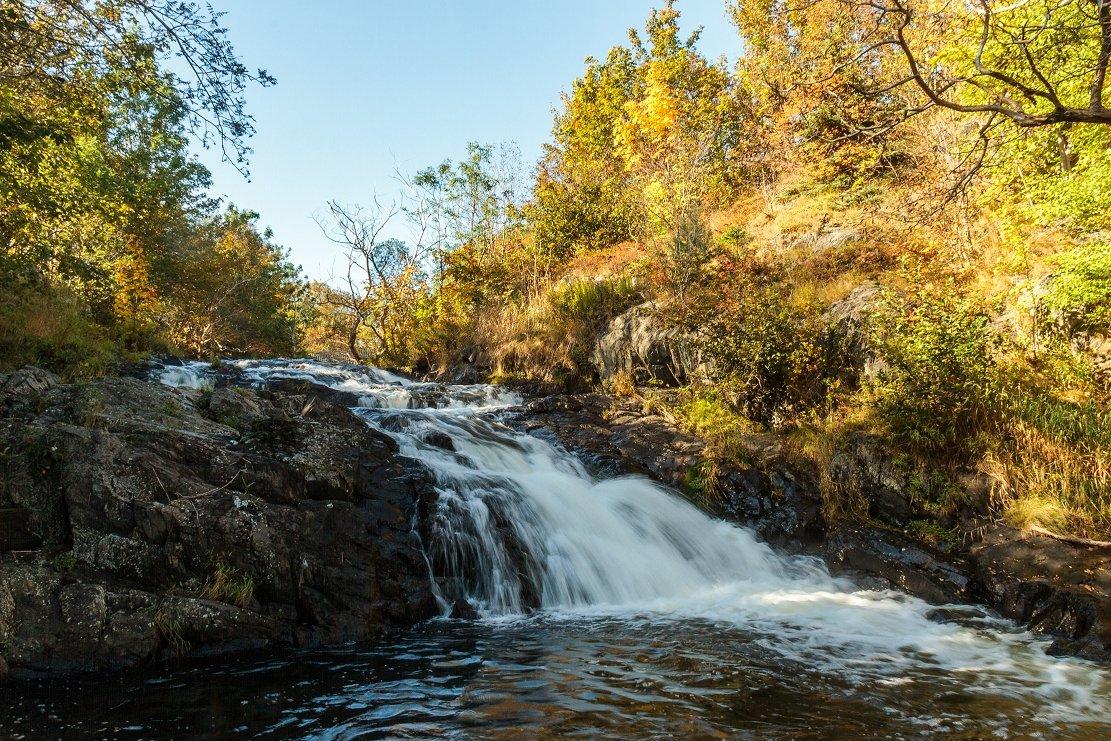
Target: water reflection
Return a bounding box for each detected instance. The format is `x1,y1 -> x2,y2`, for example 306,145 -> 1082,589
6,617 -> 1106,739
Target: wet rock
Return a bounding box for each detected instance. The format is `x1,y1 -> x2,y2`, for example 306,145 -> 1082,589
825,526 -> 972,604
0,374 -> 439,680
719,467 -> 824,549
203,386 -> 269,428
0,508 -> 39,551
421,430 -> 455,451
969,526 -> 1111,660
263,377 -> 365,409
450,598 -> 479,620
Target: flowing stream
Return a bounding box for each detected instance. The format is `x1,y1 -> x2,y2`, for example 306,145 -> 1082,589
7,359 -> 1110,738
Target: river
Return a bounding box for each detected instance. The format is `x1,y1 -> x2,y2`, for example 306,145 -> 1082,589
6,359 -> 1109,738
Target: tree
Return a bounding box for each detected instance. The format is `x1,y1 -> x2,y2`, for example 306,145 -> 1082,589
0,0 -> 274,171
858,0 -> 1111,129
161,208 -> 308,357
533,1 -> 754,257
0,0 -> 305,372
317,199 -> 434,363
730,0 -> 920,183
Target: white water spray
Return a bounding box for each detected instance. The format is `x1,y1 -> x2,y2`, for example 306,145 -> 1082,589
159,359 -> 1110,723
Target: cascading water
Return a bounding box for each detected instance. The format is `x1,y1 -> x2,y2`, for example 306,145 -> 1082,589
139,358 -> 1110,735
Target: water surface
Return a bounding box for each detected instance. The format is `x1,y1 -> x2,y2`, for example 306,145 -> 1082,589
6,616 -> 1105,739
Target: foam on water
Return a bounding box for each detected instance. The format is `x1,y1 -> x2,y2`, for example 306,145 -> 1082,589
157,358 -> 1111,726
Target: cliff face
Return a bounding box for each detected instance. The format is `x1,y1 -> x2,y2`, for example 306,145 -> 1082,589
0,368 -> 439,680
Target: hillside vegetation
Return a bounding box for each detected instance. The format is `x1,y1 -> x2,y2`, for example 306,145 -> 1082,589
307,2 -> 1111,539
4,2 -> 1110,539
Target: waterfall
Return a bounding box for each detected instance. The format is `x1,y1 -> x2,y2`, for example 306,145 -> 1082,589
158,358 -> 1109,720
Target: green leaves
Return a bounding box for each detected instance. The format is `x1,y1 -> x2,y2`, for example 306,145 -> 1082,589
867,284 -> 1000,459
1046,241 -> 1111,333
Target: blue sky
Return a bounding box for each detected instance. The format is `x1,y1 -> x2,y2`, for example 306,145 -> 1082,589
198,1 -> 741,280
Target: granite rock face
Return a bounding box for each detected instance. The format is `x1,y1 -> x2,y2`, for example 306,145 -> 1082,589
592,302 -> 711,387
0,370 -> 439,680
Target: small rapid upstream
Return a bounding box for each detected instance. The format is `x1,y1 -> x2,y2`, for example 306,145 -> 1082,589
10,359 -> 1109,737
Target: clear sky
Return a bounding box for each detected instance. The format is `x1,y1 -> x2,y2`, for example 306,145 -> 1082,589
198,1 -> 741,280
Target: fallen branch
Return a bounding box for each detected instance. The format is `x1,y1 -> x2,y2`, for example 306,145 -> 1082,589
179,470 -> 246,500
1029,524 -> 1111,549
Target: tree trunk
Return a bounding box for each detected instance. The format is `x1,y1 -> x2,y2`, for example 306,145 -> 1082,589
348,325 -> 362,364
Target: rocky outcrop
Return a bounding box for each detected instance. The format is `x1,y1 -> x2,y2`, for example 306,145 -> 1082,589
0,369 -> 438,680
821,281 -> 887,384
592,302 -> 711,387
969,527 -> 1111,661
824,526 -> 973,604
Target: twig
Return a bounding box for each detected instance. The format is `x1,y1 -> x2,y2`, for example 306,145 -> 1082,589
179,469 -> 245,500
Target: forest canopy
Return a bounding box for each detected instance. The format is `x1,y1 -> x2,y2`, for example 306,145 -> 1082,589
0,0 -> 302,374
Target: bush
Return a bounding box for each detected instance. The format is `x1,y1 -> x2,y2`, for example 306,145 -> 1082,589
867,284 -> 999,460
548,275 -> 641,329
693,277 -> 830,426
673,386 -> 760,459
0,284 -> 116,378
660,207 -> 718,301
1044,240 -> 1111,333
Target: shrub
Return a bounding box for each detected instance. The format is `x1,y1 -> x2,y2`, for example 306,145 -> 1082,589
674,386 -> 759,450
0,284 -> 116,378
680,457 -> 721,512
1044,240 -> 1111,333
693,278 -> 830,426
867,285 -> 999,460
153,606 -> 190,656
660,207 -> 718,302
548,275 -> 641,329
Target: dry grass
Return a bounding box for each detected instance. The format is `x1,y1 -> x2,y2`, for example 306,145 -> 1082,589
200,563 -> 255,608
479,275 -> 642,385
988,402 -> 1111,539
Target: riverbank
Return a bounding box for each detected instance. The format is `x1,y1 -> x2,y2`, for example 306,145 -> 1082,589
1,360 -> 1108,685
513,391 -> 1111,662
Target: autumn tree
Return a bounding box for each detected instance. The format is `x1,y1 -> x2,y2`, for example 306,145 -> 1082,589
532,1 -> 754,261
0,0 -> 301,373
317,198 -> 437,364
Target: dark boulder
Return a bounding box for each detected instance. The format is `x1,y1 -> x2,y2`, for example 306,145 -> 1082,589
449,597 -> 480,620
828,434 -> 918,527
969,526 -> 1111,661
825,525 -> 972,604
0,369 -> 439,681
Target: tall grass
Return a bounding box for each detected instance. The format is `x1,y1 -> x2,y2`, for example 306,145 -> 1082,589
0,284 -> 116,378
480,275 -> 642,385
991,391 -> 1111,538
